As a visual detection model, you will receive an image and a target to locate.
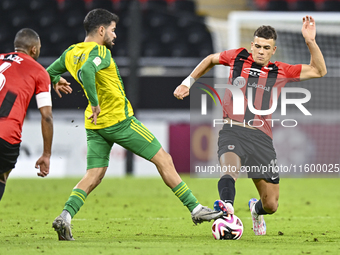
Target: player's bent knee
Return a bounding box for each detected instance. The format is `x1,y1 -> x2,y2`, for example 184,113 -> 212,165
263,200 -> 278,214
85,168 -> 106,186
160,153 -> 175,171
152,148 -> 174,169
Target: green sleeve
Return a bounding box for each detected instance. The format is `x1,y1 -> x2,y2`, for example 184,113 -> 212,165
46,49 -> 69,84
80,46 -> 111,107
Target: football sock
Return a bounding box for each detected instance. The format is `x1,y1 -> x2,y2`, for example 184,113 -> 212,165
61,210 -> 72,224
63,188 -> 88,218
254,200 -> 269,215
218,174 -> 235,205
172,181 -> 199,212
0,182 -> 5,201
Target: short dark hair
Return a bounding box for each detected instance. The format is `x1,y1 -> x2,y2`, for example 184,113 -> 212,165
83,9 -> 119,35
254,25 -> 277,41
14,28 -> 40,50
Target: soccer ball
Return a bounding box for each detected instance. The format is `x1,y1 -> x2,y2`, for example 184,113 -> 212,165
212,215 -> 243,240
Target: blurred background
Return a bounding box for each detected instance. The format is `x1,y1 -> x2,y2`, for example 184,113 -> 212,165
0,0 -> 339,177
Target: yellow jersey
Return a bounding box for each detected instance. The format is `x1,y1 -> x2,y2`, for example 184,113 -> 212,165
47,42 -> 134,129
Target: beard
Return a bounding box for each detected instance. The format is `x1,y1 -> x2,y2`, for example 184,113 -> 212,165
103,34 -> 113,49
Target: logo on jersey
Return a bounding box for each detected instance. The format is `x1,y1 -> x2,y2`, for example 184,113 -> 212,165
243,68 -> 266,77
93,57 -> 102,67
233,76 -> 246,88
248,82 -> 270,92
73,54 -> 85,65
228,145 -> 235,150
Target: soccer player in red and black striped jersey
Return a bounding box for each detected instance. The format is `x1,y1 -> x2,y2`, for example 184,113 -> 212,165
0,29 -> 53,201
174,16 -> 327,235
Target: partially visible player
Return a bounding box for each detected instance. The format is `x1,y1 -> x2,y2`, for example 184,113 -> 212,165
47,9 -> 222,241
174,16 -> 327,235
0,28 -> 53,201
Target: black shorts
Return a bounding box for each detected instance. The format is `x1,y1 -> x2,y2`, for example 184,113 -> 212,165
0,137 -> 20,174
218,125 -> 279,184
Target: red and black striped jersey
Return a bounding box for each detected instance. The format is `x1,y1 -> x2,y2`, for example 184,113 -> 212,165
0,52 -> 50,144
219,48 -> 302,139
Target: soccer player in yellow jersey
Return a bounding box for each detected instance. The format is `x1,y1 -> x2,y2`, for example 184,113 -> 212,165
47,9 -> 222,241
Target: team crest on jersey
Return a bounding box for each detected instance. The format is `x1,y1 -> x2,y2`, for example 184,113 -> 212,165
243,68 -> 266,77
228,145 -> 235,150
233,76 -> 246,88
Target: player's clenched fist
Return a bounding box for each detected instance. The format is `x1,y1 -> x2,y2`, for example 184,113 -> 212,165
174,84 -> 190,100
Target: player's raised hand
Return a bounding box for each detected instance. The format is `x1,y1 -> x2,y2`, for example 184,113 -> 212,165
174,85 -> 190,100
53,77 -> 72,98
88,105 -> 101,125
35,155 -> 50,177
301,15 -> 316,42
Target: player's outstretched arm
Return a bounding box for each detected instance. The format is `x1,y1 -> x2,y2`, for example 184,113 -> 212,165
35,106 -> 53,177
174,53 -> 221,100
300,15 -> 327,81
53,77 -> 72,98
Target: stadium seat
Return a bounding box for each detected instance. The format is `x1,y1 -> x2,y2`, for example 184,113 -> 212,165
266,0 -> 290,11
113,43 -> 128,56
159,25 -> 179,44
114,0 -> 133,12
142,41 -> 165,57
170,42 -> 190,57
62,9 -> 85,29
176,15 -> 204,30
28,0 -> 59,14
0,24 -> 14,46
197,41 -> 214,58
90,0 -> 114,11
322,0 -> 340,11
186,23 -> 208,45
61,0 -> 87,12
143,10 -> 172,29
36,9 -> 58,29
294,0 -> 316,11
170,0 -> 196,14
143,0 -> 168,11
67,28 -> 87,45
0,0 -> 214,58
1,0 -> 29,12
117,11 -> 132,29
10,10 -> 31,29
0,42 -> 14,54
48,24 -> 69,45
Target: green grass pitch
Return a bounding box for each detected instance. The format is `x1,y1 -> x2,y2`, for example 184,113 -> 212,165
0,176 -> 339,255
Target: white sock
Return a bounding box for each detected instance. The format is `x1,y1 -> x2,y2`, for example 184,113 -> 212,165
225,202 -> 233,208
251,205 -> 259,219
192,204 -> 203,214
61,210 -> 72,224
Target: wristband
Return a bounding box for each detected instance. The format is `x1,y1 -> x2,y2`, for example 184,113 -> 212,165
181,76 -> 195,89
